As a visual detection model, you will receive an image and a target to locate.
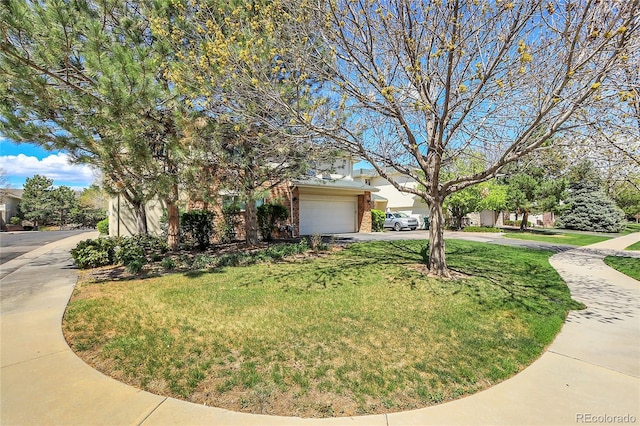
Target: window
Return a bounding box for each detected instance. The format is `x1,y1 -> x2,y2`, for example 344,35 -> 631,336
222,195 -> 244,211
365,178 -> 372,186
222,196 -> 265,211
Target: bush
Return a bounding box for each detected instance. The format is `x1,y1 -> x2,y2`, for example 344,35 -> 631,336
219,204 -> 242,243
557,186 -> 626,233
160,257 -> 176,271
309,234 -> 328,252
371,209 -> 385,232
97,218 -> 109,235
503,220 -> 532,228
70,238 -> 117,269
462,226 -> 501,233
115,235 -> 168,267
181,209 -> 216,250
257,202 -> 289,241
9,216 -> 22,225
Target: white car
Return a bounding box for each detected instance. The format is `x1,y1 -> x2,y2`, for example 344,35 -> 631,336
384,212 -> 419,231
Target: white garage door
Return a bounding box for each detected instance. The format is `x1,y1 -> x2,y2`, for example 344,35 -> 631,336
299,195 -> 357,235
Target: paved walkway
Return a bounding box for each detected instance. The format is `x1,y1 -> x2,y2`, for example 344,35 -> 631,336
1,232 -> 639,425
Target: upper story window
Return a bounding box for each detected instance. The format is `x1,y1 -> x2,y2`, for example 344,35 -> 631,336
365,178 -> 372,186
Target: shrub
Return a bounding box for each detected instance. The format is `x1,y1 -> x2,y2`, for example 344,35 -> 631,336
462,226 -> 501,233
371,209 -> 385,232
181,209 -> 216,250
126,259 -> 144,274
219,204 -> 241,243
70,238 -> 117,269
557,186 -> 626,233
503,220 -> 532,228
257,203 -> 289,241
97,218 -> 109,235
9,216 -> 22,225
309,234 -> 329,252
115,235 -> 168,265
160,257 -> 176,271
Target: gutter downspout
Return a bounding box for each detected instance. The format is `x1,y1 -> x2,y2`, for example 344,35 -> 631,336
289,185 -> 297,238
117,193 -> 121,237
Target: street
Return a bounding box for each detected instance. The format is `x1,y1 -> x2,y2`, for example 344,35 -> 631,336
0,230 -> 91,265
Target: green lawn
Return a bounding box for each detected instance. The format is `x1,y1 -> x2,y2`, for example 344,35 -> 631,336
621,223 -> 640,236
503,230 -> 611,246
64,240 -> 582,417
604,256 -> 640,281
626,241 -> 640,251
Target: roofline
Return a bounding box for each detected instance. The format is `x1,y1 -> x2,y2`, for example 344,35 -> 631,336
292,178 -> 380,192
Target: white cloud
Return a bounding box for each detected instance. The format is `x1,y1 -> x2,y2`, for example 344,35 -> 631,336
0,153 -> 96,187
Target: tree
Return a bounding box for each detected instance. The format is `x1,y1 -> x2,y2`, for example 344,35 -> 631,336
0,0 -> 186,250
265,0 -> 639,276
50,186 -> 78,228
70,184 -> 107,228
478,182 -> 508,225
156,1 -> 323,245
557,180 -> 626,233
20,175 -> 54,229
503,151 -> 568,229
611,177 -> 640,222
505,173 -> 539,230
257,202 -> 289,241
442,154 -> 481,229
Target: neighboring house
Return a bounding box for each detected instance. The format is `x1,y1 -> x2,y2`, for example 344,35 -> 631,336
0,189 -> 23,231
466,211 -> 504,228
108,157 -> 379,238
352,168 -> 430,228
248,156 -> 378,236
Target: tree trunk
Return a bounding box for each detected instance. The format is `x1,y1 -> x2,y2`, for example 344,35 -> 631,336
165,182 -> 180,251
520,211 -> 529,230
245,198 -> 259,245
428,199 -> 450,278
166,198 -> 180,252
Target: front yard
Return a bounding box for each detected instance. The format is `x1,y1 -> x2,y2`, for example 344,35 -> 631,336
63,239 -> 582,418
503,230 -> 612,246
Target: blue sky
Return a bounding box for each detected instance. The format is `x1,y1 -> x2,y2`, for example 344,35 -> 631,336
0,136 -> 97,190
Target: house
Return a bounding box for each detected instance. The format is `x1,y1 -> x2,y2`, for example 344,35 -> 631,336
352,168 -> 430,228
108,195 -> 166,237
108,157 -> 378,238
0,189 -> 23,231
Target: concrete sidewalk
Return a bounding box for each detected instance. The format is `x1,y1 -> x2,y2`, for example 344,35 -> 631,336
1,232 -> 638,425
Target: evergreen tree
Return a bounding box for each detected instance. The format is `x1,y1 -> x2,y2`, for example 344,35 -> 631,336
20,175 -> 54,229
50,186 -> 78,228
558,167 -> 626,233
1,0 -> 186,249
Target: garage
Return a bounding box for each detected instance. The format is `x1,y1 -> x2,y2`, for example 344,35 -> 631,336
299,194 -> 357,235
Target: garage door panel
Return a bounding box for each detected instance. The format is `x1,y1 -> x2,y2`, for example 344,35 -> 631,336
299,196 -> 357,235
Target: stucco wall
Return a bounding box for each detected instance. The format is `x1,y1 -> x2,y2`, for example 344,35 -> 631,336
108,196 -> 165,237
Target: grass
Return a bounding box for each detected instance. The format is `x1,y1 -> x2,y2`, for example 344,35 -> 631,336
626,241 -> 640,251
620,223 -> 640,236
604,256 -> 640,281
503,230 -> 611,246
63,239 -> 582,418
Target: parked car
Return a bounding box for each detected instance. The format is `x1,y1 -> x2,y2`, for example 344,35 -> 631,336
384,212 -> 419,231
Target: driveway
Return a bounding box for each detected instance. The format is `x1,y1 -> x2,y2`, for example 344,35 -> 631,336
0,230 -> 91,265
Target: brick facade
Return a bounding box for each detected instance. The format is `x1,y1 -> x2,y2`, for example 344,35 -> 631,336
357,192 -> 372,232
187,182 -> 372,240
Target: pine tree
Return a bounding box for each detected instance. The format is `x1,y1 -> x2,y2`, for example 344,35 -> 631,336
557,181 -> 626,233
1,0 -> 185,249
20,175 -> 54,230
